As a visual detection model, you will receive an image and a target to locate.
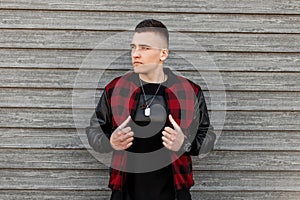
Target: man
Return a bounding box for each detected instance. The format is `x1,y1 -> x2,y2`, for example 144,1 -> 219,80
86,19 -> 210,200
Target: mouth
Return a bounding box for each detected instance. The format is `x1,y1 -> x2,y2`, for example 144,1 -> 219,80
133,61 -> 143,66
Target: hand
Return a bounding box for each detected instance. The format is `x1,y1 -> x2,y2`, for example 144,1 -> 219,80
162,115 -> 185,152
110,116 -> 134,150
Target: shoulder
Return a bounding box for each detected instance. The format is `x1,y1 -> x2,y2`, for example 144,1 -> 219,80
104,71 -> 135,94
171,73 -> 201,95
105,72 -> 133,89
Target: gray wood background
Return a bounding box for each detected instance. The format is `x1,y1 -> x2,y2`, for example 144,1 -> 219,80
1,0 -> 300,199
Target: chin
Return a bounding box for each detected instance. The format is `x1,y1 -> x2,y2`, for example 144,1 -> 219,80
133,67 -> 143,74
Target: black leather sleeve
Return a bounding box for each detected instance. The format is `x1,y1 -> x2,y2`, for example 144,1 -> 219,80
187,88 -> 211,156
85,91 -> 114,153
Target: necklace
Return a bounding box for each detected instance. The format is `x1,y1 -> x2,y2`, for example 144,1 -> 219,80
139,74 -> 165,117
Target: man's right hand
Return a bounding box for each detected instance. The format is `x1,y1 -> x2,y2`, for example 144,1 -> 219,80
110,116 -> 134,150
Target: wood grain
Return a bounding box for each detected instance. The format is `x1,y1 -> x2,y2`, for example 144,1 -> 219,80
1,169 -> 299,191
1,88 -> 299,111
1,68 -> 300,91
1,10 -> 300,33
1,149 -> 300,171
1,190 -> 300,200
0,108 -> 299,131
1,0 -> 299,14
1,49 -> 300,72
1,0 -> 300,198
1,29 -> 300,52
1,128 -> 299,151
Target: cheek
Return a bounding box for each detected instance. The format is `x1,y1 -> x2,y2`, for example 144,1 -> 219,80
148,53 -> 161,63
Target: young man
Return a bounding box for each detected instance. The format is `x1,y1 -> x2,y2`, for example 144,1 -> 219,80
86,19 -> 210,200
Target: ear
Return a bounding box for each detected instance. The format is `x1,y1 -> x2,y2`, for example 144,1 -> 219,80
160,49 -> 169,62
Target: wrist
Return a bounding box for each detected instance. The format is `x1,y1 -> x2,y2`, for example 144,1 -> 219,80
181,136 -> 192,152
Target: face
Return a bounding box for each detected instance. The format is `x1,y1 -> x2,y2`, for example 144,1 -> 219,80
130,32 -> 168,75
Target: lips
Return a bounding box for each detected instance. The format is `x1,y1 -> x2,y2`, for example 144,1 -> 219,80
133,61 -> 143,65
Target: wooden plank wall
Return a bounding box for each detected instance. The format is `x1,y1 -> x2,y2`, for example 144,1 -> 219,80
1,0 -> 300,199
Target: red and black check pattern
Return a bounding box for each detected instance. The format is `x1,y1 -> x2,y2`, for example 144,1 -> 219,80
105,69 -> 201,190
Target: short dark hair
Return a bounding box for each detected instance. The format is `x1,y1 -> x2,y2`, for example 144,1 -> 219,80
135,19 -> 169,47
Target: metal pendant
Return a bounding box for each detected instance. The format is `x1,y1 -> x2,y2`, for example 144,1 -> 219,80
144,107 -> 151,117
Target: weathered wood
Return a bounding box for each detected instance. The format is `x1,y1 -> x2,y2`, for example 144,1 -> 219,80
196,151 -> 300,171
1,190 -> 300,200
1,169 -> 299,191
217,130 -> 300,151
191,191 -> 300,200
194,171 -> 300,191
0,169 -> 107,190
0,0 -> 299,199
0,190 -> 111,200
0,149 -> 103,169
0,108 -> 299,131
0,0 -> 299,14
1,88 -> 299,111
1,149 -> 300,171
1,29 -> 300,52
2,10 -> 300,33
1,68 -> 300,91
1,49 -> 300,72
1,128 -> 298,151
0,128 -> 83,149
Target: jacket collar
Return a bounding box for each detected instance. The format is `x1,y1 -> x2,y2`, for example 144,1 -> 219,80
127,68 -> 179,87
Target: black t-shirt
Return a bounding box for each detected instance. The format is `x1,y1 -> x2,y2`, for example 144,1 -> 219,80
124,82 -> 175,200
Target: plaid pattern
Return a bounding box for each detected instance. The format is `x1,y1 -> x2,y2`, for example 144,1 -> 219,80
105,69 -> 201,190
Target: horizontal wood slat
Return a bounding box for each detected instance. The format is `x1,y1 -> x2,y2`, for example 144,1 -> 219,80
1,29 -> 300,52
1,0 -> 299,14
1,129 -> 299,151
1,68 -> 300,91
0,108 -> 299,130
217,131 -> 300,151
1,149 -> 300,171
0,169 -> 107,190
1,169 -> 299,191
0,190 -> 110,200
0,128 -> 82,149
1,10 -> 300,33
1,49 -> 300,72
1,88 -> 299,111
1,190 -> 300,200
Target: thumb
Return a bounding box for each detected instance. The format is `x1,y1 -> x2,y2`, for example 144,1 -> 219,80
119,116 -> 131,129
169,114 -> 181,131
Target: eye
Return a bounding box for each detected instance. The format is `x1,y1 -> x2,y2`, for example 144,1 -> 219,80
140,46 -> 151,51
130,44 -> 136,50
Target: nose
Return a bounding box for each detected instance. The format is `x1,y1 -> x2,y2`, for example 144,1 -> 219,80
131,48 -> 141,58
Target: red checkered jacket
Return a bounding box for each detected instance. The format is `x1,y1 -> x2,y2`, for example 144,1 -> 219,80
86,68 -> 210,191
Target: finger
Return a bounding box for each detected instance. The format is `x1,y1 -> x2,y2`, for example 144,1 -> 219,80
168,114 -> 181,131
162,141 -> 172,150
162,131 -> 175,142
119,131 -> 134,142
164,127 -> 177,136
162,135 -> 173,145
121,136 -> 134,149
121,127 -> 132,134
119,116 -> 131,129
126,142 -> 133,149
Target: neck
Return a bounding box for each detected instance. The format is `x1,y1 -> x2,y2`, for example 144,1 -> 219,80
139,68 -> 165,83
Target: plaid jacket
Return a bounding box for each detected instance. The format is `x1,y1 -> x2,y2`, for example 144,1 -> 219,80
91,68 -> 210,191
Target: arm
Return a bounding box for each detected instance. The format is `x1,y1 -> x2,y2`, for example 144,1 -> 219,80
161,86 -> 212,155
86,91 -> 114,153
187,88 -> 211,156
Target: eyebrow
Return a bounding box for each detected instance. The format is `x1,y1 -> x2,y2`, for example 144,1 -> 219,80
130,43 -> 152,47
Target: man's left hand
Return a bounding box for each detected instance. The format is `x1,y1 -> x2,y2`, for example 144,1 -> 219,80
162,114 -> 185,152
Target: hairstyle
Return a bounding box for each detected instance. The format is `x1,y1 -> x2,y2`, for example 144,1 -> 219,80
135,19 -> 169,47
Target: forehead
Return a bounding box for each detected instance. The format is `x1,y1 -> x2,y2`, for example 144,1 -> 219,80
131,32 -> 164,47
